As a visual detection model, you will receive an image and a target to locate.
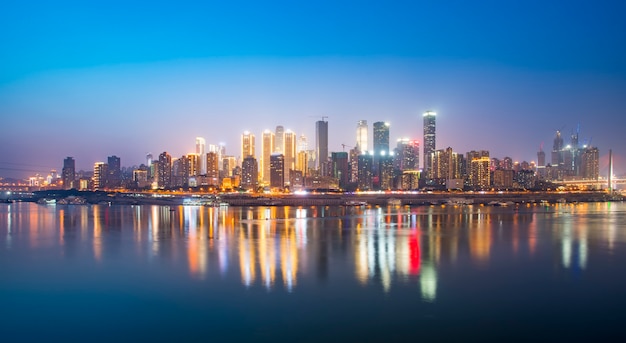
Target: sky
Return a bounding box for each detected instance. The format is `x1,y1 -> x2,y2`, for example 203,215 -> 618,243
1,0 -> 625,178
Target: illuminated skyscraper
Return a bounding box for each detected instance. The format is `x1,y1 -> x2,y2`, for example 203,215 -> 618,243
315,120 -> 328,170
207,152 -> 219,185
241,156 -> 258,191
157,152 -> 172,189
356,120 -> 368,153
373,122 -> 390,157
394,139 -> 419,171
261,130 -> 275,184
241,131 -> 255,161
331,152 -> 349,189
423,111 -> 436,176
62,157 -> 75,190
196,137 -> 206,175
468,151 -> 490,190
284,130 -> 296,183
275,126 -> 285,154
297,134 -> 308,152
357,154 -> 373,191
93,162 -> 107,190
581,147 -> 599,181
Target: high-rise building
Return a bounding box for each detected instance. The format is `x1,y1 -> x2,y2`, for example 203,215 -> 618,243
270,153 -> 285,189
241,131 -> 255,161
222,156 -> 237,177
379,155 -> 395,190
241,156 -> 258,191
469,154 -> 490,190
423,111 -> 436,177
297,134 -> 308,152
186,153 -> 200,177
296,150 -> 309,176
261,130 -> 275,184
157,152 -> 172,189
432,147 -> 461,181
373,122 -> 390,157
357,154 -> 373,191
196,137 -> 206,175
581,147 -> 599,181
331,152 -> 349,189
315,120 -> 329,170
107,155 -> 121,188
207,152 -> 219,185
356,120 -> 368,153
93,162 -> 107,190
62,157 -> 75,190
551,130 -> 564,168
349,146 -> 360,183
394,139 -> 419,171
284,130 -> 296,183
275,126 -> 285,154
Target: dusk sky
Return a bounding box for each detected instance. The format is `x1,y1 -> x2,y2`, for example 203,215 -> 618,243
1,0 -> 625,178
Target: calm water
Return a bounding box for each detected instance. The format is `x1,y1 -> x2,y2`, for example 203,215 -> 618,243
1,202 -> 626,342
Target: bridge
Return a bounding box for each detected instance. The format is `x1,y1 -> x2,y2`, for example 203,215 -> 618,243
552,178 -> 626,189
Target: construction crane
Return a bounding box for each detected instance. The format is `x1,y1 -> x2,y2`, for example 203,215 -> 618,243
308,115 -> 329,121
341,144 -> 353,152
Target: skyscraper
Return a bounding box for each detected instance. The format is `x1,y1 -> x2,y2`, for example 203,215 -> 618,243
241,131 -> 255,161
356,120 -> 368,153
357,154 -> 373,191
196,137 -> 206,175
157,152 -> 172,189
270,153 -> 285,189
241,156 -> 258,191
394,139 -> 419,171
93,162 -> 107,190
261,130 -> 275,184
284,130 -> 296,183
423,111 -> 436,176
62,157 -> 75,190
331,152 -> 349,189
275,125 -> 285,154
315,119 -> 328,171
107,155 -> 121,188
581,147 -> 599,181
207,152 -> 219,185
373,122 -> 390,156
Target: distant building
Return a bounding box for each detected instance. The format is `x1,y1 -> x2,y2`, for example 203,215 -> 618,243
379,155 -> 394,190
62,157 -> 75,190
357,154 -> 373,191
284,130 -> 296,183
331,152 -> 349,189
275,125 -> 285,154
196,137 -> 206,175
241,131 -> 255,160
261,130 -> 275,184
469,155 -> 491,190
315,120 -> 328,171
423,111 -> 436,177
270,153 -> 285,190
207,152 -> 219,185
394,138 -> 419,172
400,170 -> 420,190
93,162 -> 108,190
493,169 -> 515,189
107,155 -> 121,188
581,147 -> 599,181
241,156 -> 258,191
356,120 -> 368,153
157,152 -> 172,189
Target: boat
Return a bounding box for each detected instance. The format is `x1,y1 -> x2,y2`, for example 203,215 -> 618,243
387,198 -> 402,206
344,200 -> 368,206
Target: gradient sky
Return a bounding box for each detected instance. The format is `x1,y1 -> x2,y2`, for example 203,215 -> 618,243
1,0 -> 625,178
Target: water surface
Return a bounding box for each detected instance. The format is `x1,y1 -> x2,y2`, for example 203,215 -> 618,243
1,202 -> 625,342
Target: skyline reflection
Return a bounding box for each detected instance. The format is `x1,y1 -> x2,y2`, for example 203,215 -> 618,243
0,202 -> 624,296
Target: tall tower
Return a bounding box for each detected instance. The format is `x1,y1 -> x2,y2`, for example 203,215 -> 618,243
241,156 -> 258,191
62,157 -> 75,190
315,119 -> 329,170
373,122 -> 390,156
196,137 -> 206,175
261,130 -> 275,184
423,111 -> 436,176
241,131 -> 255,161
394,139 -> 419,171
93,162 -> 107,190
284,130 -> 296,183
275,126 -> 285,154
270,153 -> 285,189
157,152 -> 172,189
356,120 -> 368,153
107,155 -> 121,188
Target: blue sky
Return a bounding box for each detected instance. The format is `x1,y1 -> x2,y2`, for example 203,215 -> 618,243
1,0 -> 625,177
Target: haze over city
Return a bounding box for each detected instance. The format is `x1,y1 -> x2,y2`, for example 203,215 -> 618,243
1,1 -> 625,178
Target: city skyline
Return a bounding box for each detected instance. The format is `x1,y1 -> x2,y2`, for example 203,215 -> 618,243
1,1 -> 625,178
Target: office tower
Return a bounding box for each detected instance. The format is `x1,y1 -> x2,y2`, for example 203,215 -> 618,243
62,157 -> 75,190
551,130 -> 564,168
296,150 -> 309,176
537,146 -> 546,179
331,152 -> 349,189
284,130 -> 296,183
270,153 -> 285,189
146,153 -> 153,179
186,153 -> 200,177
357,154 -> 373,191
379,155 -> 395,190
157,152 -> 172,189
315,119 -> 329,170
241,131 -> 255,161
207,152 -> 219,185
432,147 -> 461,181
275,126 -> 285,153
581,147 -> 599,181
468,151 -> 490,190
241,156 -> 258,191
222,156 -> 237,177
298,134 -> 308,152
196,137 -> 206,175
107,155 -> 121,188
373,122 -> 390,156
349,146 -> 360,183
356,120 -> 368,153
423,111 -> 436,177
261,130 -> 275,184
394,139 -> 419,171
93,162 -> 107,190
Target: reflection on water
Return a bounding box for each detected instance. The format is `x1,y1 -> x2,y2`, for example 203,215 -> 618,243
1,202 -> 626,300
